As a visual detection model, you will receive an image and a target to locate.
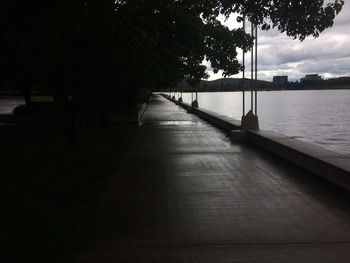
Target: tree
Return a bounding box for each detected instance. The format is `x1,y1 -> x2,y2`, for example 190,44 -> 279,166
0,0 -> 344,139
1,0 -> 343,99
103,0 -> 344,90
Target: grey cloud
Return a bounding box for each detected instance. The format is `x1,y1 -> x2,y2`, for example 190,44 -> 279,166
208,2 -> 350,81
258,36 -> 350,66
298,57 -> 350,75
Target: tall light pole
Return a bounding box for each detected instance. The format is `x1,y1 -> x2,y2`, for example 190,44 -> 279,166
251,21 -> 254,113
242,15 -> 246,117
255,25 -> 258,116
240,20 -> 259,131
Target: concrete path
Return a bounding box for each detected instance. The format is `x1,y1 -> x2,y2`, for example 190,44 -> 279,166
76,95 -> 350,262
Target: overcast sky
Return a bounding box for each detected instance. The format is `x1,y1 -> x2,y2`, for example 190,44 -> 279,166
207,2 -> 350,82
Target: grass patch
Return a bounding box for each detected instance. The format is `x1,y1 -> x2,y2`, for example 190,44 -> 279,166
0,120 -> 137,262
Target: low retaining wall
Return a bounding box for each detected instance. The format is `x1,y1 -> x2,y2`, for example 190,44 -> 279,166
162,94 -> 241,131
162,94 -> 350,192
190,107 -> 241,131
138,103 -> 148,125
247,130 -> 350,191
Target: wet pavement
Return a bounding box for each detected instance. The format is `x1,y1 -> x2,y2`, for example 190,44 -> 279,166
75,95 -> 350,262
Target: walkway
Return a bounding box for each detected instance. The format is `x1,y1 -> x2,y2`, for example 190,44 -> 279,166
76,95 -> 350,262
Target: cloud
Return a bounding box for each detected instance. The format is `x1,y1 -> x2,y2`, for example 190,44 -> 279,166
208,1 -> 350,81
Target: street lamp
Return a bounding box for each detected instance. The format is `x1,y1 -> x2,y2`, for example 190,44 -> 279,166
241,19 -> 259,130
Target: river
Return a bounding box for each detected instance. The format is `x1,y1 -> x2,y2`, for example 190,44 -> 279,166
177,90 -> 350,155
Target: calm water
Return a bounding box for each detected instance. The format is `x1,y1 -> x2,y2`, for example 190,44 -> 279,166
177,90 -> 350,155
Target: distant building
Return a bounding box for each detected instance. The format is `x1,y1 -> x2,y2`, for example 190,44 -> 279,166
301,74 -> 322,82
273,76 -> 288,85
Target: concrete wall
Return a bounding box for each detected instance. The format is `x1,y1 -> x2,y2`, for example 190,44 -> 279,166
138,103 -> 148,125
173,97 -> 241,131
247,130 -> 350,191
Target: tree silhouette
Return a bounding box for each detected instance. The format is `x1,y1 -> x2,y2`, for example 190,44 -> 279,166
0,0 -> 344,141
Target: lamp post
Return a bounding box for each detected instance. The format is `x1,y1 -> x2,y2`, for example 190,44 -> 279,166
250,21 -> 254,113
255,25 -> 258,116
191,85 -> 199,108
242,15 -> 246,117
240,19 -> 259,131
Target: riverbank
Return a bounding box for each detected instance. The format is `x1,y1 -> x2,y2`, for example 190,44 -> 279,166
0,116 -> 137,261
167,94 -> 350,192
168,89 -> 350,155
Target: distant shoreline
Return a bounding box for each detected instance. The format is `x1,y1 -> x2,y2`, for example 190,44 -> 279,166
172,77 -> 350,92
169,84 -> 350,93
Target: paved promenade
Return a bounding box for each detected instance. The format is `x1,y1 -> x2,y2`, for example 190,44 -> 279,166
76,95 -> 350,262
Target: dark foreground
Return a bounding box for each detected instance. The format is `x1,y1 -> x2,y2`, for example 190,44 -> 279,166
0,113 -> 136,262
71,95 -> 350,262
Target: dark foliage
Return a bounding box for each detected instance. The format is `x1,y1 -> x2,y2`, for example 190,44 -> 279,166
0,0 -> 344,143
1,0 -> 343,103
